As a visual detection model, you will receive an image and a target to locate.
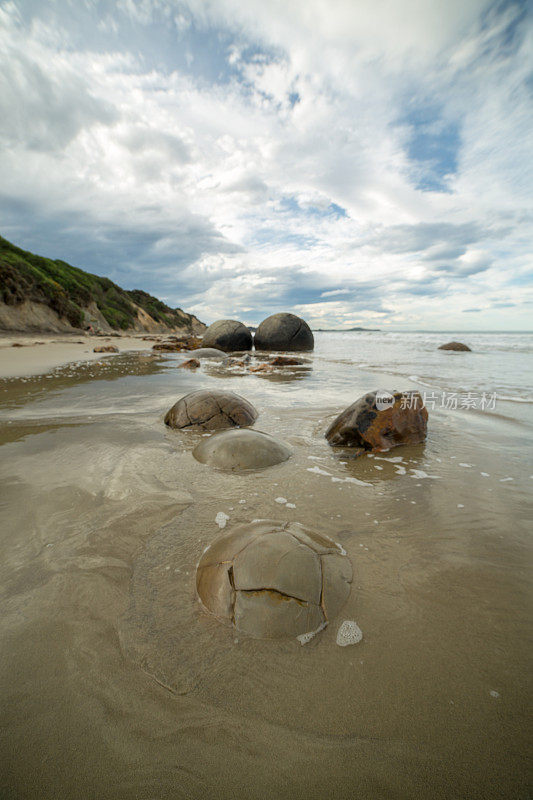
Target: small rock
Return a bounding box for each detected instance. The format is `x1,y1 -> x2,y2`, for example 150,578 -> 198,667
93,345 -> 119,353
249,363 -> 275,373
178,358 -> 200,369
438,342 -> 471,351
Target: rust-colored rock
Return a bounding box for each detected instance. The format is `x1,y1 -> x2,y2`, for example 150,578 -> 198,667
164,389 -> 258,430
326,390 -> 428,455
270,356 -> 303,366
152,342 -> 187,352
93,345 -> 119,353
249,363 -> 275,373
178,358 -> 200,369
438,341 -> 471,351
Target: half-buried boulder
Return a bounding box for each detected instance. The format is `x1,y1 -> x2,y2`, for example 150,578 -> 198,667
196,520 -> 352,640
326,390 -> 428,455
189,347 -> 228,360
164,389 -> 258,430
202,320 -> 253,352
193,429 -> 292,470
438,341 -> 471,351
254,313 -> 314,352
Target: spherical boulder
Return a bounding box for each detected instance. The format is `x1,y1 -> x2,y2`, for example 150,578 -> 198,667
254,313 -> 314,352
164,389 -> 258,430
188,347 -> 228,360
326,389 -> 428,455
438,341 -> 471,351
202,320 -> 252,352
193,428 -> 292,470
196,521 -> 352,639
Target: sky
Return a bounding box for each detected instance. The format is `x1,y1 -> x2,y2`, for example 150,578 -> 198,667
0,0 -> 532,330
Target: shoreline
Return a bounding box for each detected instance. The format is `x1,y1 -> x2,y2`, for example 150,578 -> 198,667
0,332 -> 162,379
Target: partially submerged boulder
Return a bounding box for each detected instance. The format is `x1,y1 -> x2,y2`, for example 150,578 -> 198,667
254,313 -> 314,352
165,390 -> 257,430
326,390 -> 428,455
438,341 -> 471,351
93,345 -> 119,353
188,347 -> 228,360
202,320 -> 253,352
196,521 -> 352,639
193,429 -> 292,470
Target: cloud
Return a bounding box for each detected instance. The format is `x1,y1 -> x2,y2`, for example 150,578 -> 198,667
0,0 -> 531,329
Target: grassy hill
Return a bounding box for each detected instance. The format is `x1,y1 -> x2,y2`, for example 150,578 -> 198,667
0,235 -> 203,332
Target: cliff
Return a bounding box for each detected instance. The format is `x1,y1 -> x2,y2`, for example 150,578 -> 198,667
0,235 -> 205,334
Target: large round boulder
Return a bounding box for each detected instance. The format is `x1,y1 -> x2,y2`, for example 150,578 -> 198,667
193,429 -> 292,470
438,341 -> 471,351
254,313 -> 314,352
164,390 -> 258,430
202,320 -> 252,352
326,389 -> 428,455
196,521 -> 352,639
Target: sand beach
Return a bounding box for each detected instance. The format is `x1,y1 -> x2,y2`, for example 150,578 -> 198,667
0,330 -> 531,799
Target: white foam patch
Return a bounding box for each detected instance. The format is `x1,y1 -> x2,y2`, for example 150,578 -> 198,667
275,497 -> 287,504
215,512 -> 229,528
375,456 -> 404,463
307,466 -> 332,476
286,503 -> 296,509
500,477 -> 514,482
410,469 -> 441,479
395,466 -> 407,475
297,621 -> 327,646
336,620 -> 363,647
481,472 -> 490,477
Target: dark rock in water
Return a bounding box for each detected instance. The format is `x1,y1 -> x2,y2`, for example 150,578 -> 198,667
438,341 -> 471,351
193,428 -> 291,470
164,389 -> 257,430
326,390 -> 428,455
196,521 -> 352,639
254,313 -> 314,352
189,347 -> 228,360
177,358 -> 200,369
270,355 -> 304,365
93,345 -> 119,353
202,319 -> 252,352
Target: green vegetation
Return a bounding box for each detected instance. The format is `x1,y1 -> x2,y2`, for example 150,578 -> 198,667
0,235 -> 199,331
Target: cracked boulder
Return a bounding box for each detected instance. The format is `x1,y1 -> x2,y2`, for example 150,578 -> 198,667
193,429 -> 292,470
202,319 -> 253,352
326,389 -> 428,455
254,313 -> 314,352
196,521 -> 352,639
164,389 -> 258,430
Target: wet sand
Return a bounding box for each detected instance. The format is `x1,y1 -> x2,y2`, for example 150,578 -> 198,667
0,346 -> 531,799
0,332 -> 158,378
